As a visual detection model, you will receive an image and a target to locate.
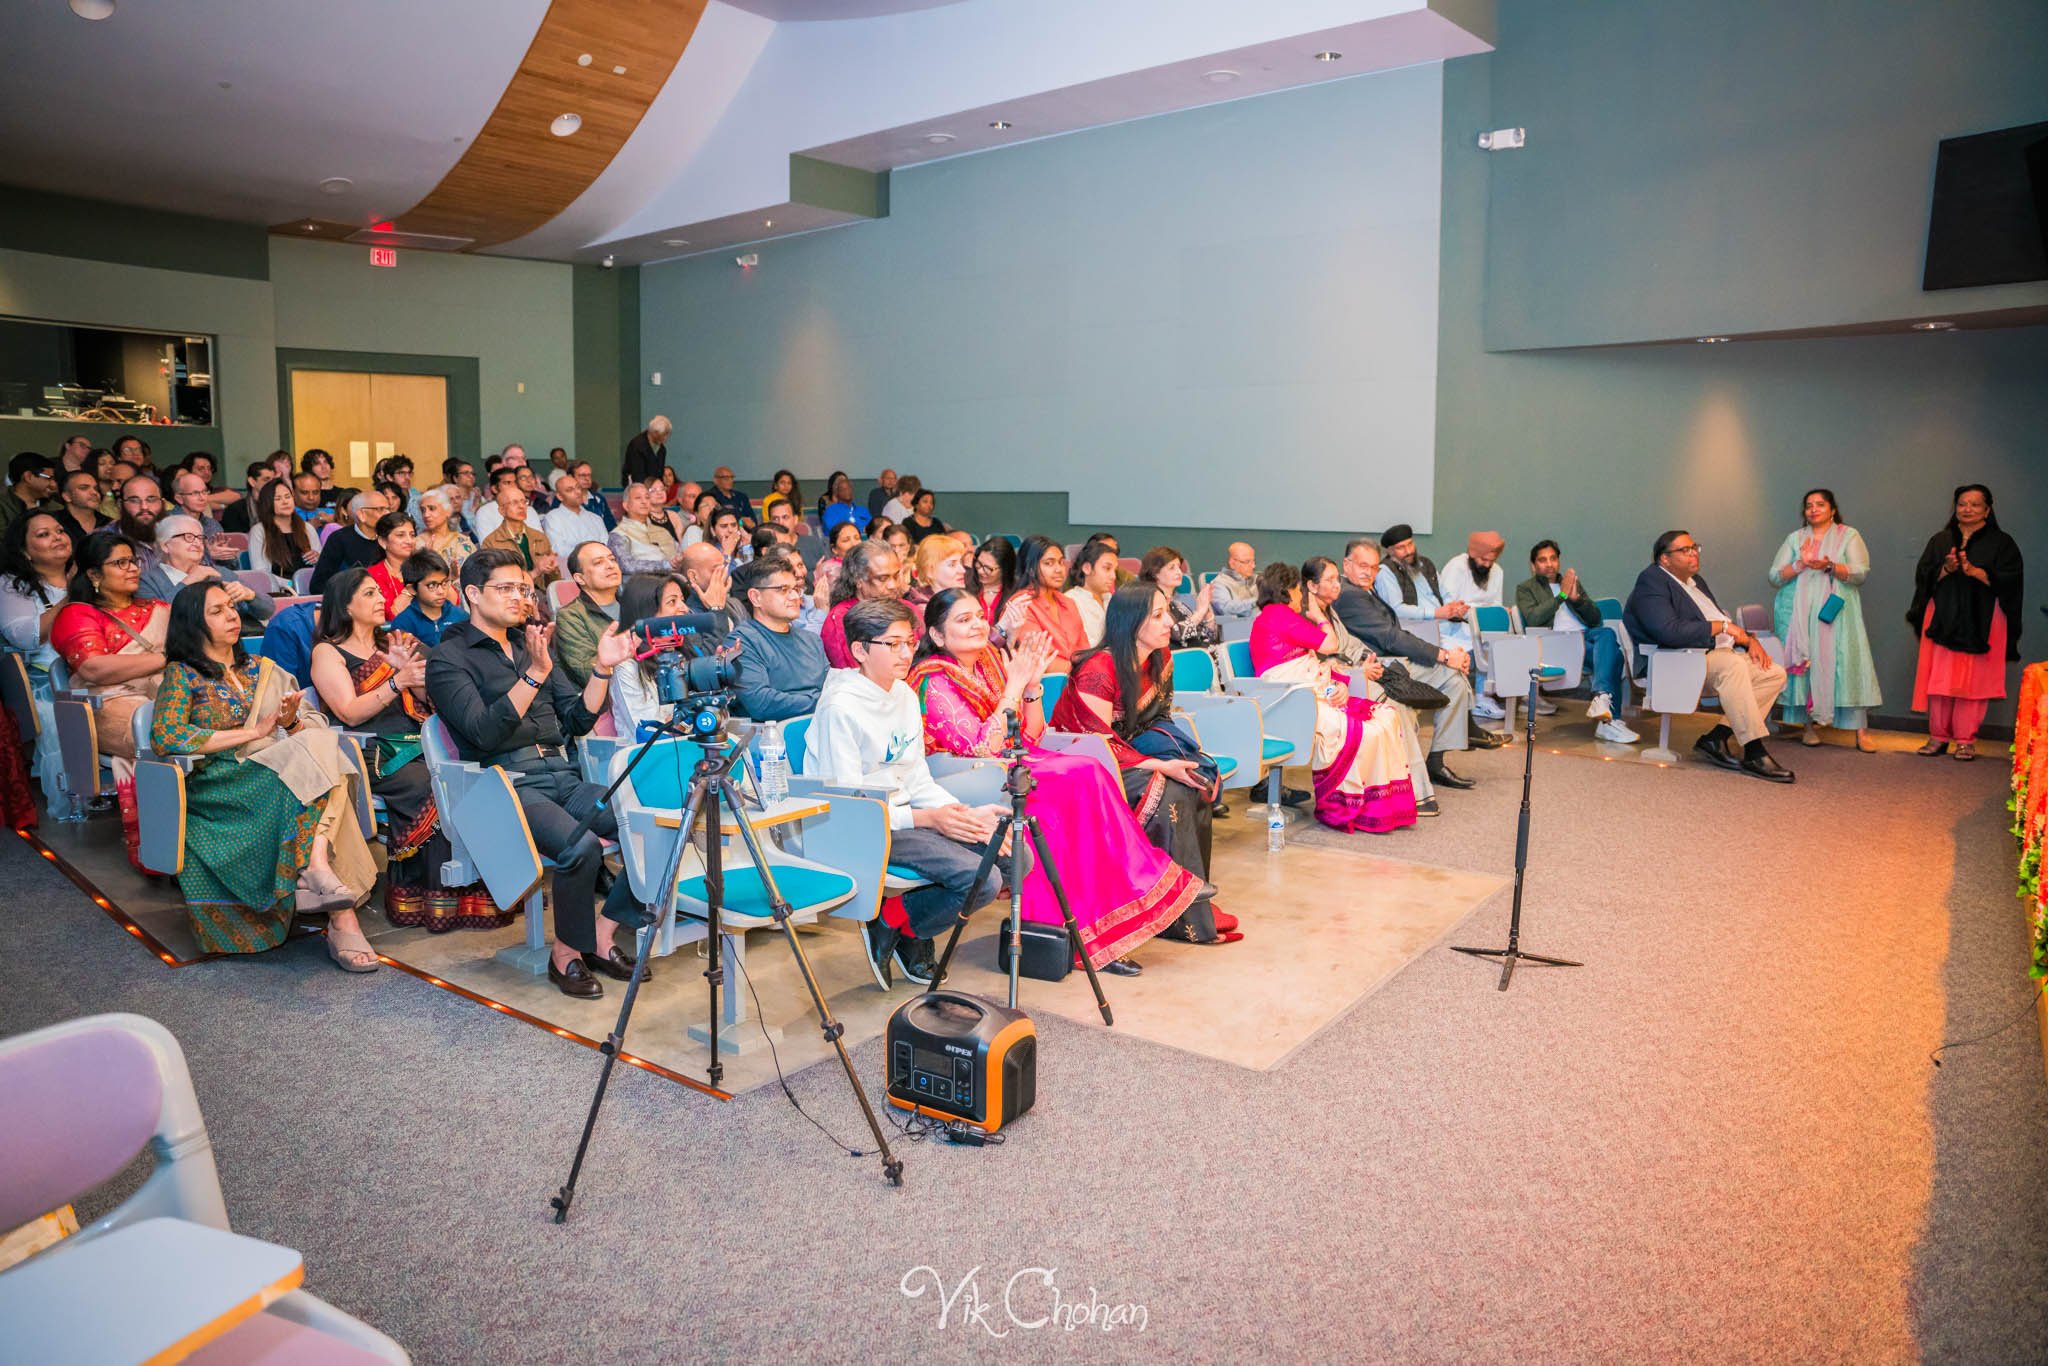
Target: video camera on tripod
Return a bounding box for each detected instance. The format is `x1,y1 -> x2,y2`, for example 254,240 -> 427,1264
632,612 -> 742,737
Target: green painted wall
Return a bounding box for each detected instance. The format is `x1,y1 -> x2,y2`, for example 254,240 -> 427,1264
572,264 -> 641,480
0,189 -> 268,281
1482,0 -> 2048,349
268,238 -> 574,462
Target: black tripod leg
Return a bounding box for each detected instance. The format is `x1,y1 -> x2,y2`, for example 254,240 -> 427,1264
550,932 -> 657,1223
718,779 -> 905,1186
700,762 -> 725,1089
926,819 -> 1008,994
1023,817 -> 1112,1026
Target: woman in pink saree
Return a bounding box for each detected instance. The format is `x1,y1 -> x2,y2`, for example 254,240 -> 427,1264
1248,561 -> 1417,833
908,588 -> 1199,975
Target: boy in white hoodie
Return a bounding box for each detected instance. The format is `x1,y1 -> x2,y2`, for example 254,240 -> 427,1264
809,598 -> 1006,987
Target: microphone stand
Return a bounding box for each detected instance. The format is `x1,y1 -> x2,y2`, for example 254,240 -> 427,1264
1451,666 -> 1583,991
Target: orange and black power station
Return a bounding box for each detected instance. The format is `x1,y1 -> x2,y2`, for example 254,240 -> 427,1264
886,991 -> 1036,1135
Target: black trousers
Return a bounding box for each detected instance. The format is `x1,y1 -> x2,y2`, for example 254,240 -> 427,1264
503,761 -> 644,955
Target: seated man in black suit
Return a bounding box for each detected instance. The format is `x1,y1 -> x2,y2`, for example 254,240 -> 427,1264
1333,536 -> 1506,792
1623,529 -> 1792,782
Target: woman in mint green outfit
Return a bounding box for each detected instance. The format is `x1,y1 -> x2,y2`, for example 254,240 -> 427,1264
1769,488 -> 1881,751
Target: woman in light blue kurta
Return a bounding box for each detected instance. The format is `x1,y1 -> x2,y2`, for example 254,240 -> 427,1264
1769,488 -> 1881,751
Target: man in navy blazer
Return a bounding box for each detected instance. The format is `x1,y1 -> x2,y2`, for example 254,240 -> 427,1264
1624,529 -> 1792,782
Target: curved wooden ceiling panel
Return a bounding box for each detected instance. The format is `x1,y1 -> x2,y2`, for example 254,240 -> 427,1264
396,0 -> 708,249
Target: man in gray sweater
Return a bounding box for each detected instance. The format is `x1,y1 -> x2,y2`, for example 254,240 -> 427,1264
732,552 -> 827,721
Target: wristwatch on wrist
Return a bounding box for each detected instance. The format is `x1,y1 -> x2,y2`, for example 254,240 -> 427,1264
519,672 -> 543,690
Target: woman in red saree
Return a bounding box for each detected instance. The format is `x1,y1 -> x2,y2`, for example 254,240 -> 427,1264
909,590 -> 1196,973
1248,562 -> 1417,833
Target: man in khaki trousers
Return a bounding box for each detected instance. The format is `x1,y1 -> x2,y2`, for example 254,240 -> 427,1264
1622,530 -> 1793,783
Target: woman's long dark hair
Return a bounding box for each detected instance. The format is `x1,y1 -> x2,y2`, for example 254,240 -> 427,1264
1300,556 -> 1340,619
1065,539 -> 1117,591
1946,483 -> 1999,542
1799,487 -> 1841,525
69,533 -> 138,607
165,580 -> 244,680
315,567 -> 387,650
1070,584 -> 1172,737
770,469 -> 801,507
969,536 -> 1019,618
256,477 -> 310,578
917,587 -> 979,661
818,470 -> 850,515
1015,535 -> 1063,602
1,511 -> 74,602
619,572 -> 687,685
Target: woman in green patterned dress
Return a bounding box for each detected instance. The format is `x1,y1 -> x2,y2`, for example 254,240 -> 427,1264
1767,488 -> 1881,752
151,581 -> 381,971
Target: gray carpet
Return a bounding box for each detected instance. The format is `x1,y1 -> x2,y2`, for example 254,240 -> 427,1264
5,731 -> 2045,1362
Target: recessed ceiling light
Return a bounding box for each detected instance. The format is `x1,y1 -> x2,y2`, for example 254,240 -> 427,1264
300,223 -> 319,233
1695,336 -> 1731,343
924,132 -> 956,145
764,219 -> 774,228
550,113 -> 582,137
988,120 -> 1011,130
70,0 -> 115,19
613,65 -> 627,76
1202,69 -> 1240,84
1911,320 -> 1955,331
1313,50 -> 1343,62
318,177 -> 352,195
662,239 -> 689,247
576,53 -> 592,67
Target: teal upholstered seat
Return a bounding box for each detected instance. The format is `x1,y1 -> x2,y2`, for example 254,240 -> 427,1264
676,864 -> 854,921
1261,738 -> 1293,762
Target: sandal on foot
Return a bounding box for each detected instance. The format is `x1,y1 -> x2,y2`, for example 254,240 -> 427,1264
1916,740 -> 1949,757
1953,742 -> 1977,762
325,925 -> 380,973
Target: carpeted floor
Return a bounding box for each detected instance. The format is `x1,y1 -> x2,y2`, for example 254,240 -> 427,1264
4,730 -> 2045,1361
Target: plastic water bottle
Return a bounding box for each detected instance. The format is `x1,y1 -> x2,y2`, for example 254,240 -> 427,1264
758,721 -> 789,805
1267,805 -> 1285,853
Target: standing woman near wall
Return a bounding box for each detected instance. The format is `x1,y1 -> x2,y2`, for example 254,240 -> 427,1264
1768,488 -> 1881,751
1908,483 -> 2022,761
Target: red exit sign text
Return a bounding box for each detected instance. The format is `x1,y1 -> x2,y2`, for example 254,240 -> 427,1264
369,247 -> 398,268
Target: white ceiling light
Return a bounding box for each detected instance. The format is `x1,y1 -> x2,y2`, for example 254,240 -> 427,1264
613,65 -> 627,76
576,53 -> 593,67
923,132 -> 956,145
1911,320 -> 1956,331
988,120 -> 1011,130
1313,51 -> 1343,61
662,239 -> 689,246
70,0 -> 116,19
1695,336 -> 1731,344
319,177 -> 353,195
1202,69 -> 1240,84
764,218 -> 774,227
550,113 -> 582,137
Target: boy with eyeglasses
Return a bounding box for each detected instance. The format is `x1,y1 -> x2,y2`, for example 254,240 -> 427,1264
808,598 -> 1006,987
425,549 -> 645,998
388,548 -> 466,647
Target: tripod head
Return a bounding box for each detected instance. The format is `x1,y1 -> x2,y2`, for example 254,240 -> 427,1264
999,707 -> 1036,802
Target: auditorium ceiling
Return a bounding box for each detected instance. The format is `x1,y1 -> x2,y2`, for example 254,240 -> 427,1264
0,0 -> 1492,264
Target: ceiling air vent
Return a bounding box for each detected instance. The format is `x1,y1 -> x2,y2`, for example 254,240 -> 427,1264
345,227 -> 476,252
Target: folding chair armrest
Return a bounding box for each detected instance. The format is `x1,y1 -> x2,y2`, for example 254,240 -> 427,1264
1173,695 -> 1262,791
929,755 -> 1007,805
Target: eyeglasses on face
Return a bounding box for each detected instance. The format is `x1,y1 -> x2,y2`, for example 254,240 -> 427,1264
101,556 -> 140,569
1668,543 -> 1702,555
752,581 -> 802,596
485,581 -> 536,599
863,636 -> 918,654
419,578 -> 449,591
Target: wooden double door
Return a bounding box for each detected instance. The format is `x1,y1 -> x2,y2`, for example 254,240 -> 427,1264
289,371 -> 448,481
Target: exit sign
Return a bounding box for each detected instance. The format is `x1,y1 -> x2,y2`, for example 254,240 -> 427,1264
369,246 -> 397,268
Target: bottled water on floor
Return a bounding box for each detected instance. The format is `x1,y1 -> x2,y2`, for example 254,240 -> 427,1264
1267,806 -> 1285,852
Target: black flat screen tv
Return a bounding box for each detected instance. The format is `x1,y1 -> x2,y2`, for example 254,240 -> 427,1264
1923,120 -> 2048,291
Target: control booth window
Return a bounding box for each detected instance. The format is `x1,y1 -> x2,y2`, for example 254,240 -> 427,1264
0,316 -> 215,427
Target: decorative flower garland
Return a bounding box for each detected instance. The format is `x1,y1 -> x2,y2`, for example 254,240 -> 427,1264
2010,664 -> 2048,979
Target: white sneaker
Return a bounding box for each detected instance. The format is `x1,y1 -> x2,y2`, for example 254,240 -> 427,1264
1586,691 -> 1614,721
1472,698 -> 1507,721
1595,718 -> 1640,744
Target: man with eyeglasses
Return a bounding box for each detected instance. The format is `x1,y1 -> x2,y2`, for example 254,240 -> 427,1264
426,548 -> 645,999
0,452 -> 59,534
809,598 -> 1006,987
310,490 -> 390,594
94,473 -> 167,573
1625,529 -> 1792,782
731,552 -> 827,722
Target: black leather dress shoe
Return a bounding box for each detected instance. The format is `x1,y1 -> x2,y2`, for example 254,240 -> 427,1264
1467,727 -> 1509,750
1416,796 -> 1441,817
1740,751 -> 1795,783
1693,733 -> 1742,771
1103,957 -> 1142,977
548,957 -> 604,999
1281,786 -> 1313,808
582,945 -> 647,982
1427,760 -> 1476,790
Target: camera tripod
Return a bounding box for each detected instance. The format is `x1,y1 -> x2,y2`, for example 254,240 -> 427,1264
551,704 -> 904,1222
1451,666 -> 1583,991
927,710 -> 1114,1025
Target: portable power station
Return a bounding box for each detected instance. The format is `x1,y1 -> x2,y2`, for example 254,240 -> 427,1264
885,991 -> 1036,1134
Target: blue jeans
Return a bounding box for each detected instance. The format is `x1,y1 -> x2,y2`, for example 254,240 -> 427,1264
1584,627 -> 1626,706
